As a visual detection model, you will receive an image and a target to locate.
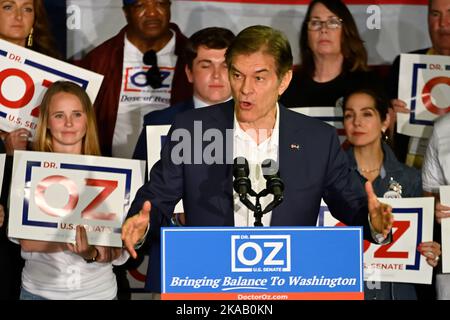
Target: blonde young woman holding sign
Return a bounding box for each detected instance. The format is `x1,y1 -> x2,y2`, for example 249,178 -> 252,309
15,81 -> 128,300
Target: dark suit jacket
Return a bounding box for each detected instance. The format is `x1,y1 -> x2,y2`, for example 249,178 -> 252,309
128,100 -> 373,292
133,98 -> 195,162
129,101 -> 370,229
129,100 -> 370,230
0,140 -> 23,300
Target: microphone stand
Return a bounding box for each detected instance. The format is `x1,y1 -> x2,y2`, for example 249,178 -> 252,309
239,188 -> 283,227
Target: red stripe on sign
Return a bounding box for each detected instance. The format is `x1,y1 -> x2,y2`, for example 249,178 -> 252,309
177,0 -> 428,5
162,292 -> 364,300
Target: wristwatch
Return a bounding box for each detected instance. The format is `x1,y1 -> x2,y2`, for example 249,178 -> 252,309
84,248 -> 99,263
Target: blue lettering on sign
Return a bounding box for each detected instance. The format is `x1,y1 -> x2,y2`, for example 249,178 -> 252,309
130,69 -> 171,88
232,235 -> 290,272
161,227 -> 363,296
130,71 -> 147,87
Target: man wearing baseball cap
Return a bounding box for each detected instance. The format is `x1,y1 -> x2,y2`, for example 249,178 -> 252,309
80,0 -> 192,158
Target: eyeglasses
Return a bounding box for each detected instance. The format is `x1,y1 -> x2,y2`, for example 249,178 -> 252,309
307,18 -> 343,31
143,50 -> 163,89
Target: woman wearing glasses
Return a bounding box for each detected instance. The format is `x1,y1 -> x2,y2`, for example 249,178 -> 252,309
280,0 -> 383,109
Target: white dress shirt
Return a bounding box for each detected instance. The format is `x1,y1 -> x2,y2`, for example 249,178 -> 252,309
233,105 -> 280,227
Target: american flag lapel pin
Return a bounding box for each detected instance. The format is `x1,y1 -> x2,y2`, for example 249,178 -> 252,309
290,143 -> 300,150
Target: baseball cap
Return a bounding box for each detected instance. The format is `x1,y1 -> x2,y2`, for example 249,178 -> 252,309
123,0 -> 136,6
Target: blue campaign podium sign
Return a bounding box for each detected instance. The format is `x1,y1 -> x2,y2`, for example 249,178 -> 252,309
161,227 -> 363,300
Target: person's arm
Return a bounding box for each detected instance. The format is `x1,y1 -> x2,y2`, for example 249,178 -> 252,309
123,115 -> 186,258
122,201 -> 152,259
418,241 -> 441,267
66,225 -> 102,262
422,121 -> 445,193
422,124 -> 450,223
323,130 -> 393,242
20,226 -> 99,262
365,181 -> 394,239
20,239 -> 65,253
424,191 -> 450,224
0,204 -> 4,228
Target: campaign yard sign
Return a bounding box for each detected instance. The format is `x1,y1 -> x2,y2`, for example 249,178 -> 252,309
397,53 -> 450,138
319,197 -> 435,284
146,124 -> 183,213
8,151 -> 144,247
0,39 -> 103,138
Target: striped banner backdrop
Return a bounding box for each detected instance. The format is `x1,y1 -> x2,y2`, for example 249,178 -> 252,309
67,0 -> 430,64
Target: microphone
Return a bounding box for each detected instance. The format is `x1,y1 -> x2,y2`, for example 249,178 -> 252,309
233,157 -> 252,199
261,159 -> 284,200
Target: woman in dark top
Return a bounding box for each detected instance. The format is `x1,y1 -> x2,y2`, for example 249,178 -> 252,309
0,0 -> 60,154
0,139 -> 24,300
280,0 -> 382,109
342,88 -> 441,300
0,0 -> 60,300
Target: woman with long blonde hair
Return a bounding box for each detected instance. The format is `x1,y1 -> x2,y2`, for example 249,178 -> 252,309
16,81 -> 127,300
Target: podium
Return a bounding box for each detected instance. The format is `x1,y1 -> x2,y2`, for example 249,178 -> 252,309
161,227 -> 363,300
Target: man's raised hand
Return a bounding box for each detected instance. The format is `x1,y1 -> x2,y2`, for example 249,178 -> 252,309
365,181 -> 394,238
121,201 -> 151,259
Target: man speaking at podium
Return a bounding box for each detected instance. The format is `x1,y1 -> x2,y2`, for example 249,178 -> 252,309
122,26 -> 393,260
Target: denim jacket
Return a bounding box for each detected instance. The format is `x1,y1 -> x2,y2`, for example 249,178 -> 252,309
345,142 -> 422,300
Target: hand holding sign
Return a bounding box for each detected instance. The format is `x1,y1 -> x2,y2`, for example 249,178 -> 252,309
66,225 -> 98,261
2,128 -> 31,155
390,99 -> 409,114
435,201 -> 450,224
95,246 -> 122,263
122,200 -> 151,259
418,241 -> 441,268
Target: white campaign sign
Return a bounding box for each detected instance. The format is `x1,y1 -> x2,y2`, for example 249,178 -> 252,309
440,186 -> 450,273
8,151 -> 145,247
0,39 -> 103,138
320,197 -> 434,284
146,125 -> 183,213
397,53 -> 450,138
291,107 -> 346,143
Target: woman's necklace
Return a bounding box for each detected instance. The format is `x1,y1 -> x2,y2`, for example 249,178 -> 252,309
358,166 -> 381,173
